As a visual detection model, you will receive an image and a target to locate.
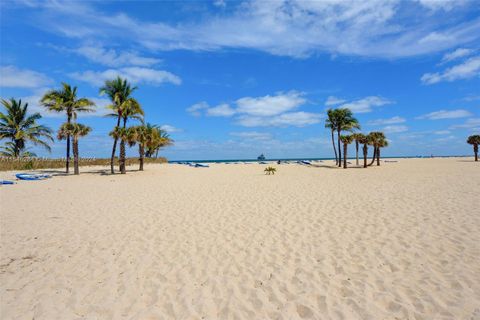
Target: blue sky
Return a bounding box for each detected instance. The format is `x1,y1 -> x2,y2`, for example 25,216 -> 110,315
0,0 -> 479,160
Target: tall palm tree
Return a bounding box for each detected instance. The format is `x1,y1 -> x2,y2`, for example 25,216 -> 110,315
0,98 -> 53,157
340,135 -> 354,169
367,132 -> 387,166
41,83 -> 95,173
115,99 -> 143,173
356,134 -> 369,168
467,134 -> 480,161
100,77 -> 137,174
334,108 -> 360,167
325,109 -> 338,164
58,123 -> 91,175
351,133 -> 363,166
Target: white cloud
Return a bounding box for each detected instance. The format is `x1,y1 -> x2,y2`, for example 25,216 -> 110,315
187,91 -> 319,127
416,109 -> 472,120
0,65 -> 52,88
339,96 -> 392,113
449,118 -> 480,130
422,56 -> 480,84
206,103 -> 236,117
416,0 -> 468,11
236,91 -> 305,116
237,111 -> 322,127
434,130 -> 451,135
368,116 -> 406,125
383,125 -> 408,133
74,45 -> 161,67
187,101 -> 209,116
441,48 -> 475,63
213,0 -> 226,8
160,125 -> 182,133
230,131 -> 272,140
325,96 -> 346,106
21,0 -> 480,59
70,67 -> 181,86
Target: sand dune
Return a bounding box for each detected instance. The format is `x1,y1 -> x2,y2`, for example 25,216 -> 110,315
1,158 -> 479,319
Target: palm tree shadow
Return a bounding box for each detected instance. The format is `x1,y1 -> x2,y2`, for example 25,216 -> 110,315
456,160 -> 476,162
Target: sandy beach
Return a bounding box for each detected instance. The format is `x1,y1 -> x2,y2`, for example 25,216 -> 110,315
1,158 -> 479,319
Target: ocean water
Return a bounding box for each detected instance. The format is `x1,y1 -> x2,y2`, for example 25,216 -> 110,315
167,155 -> 449,164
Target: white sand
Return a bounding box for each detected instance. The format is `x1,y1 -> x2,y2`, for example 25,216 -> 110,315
1,158 -> 479,319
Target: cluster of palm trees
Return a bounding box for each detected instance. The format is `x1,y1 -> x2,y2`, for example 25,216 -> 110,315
326,108 -> 389,169
0,77 -> 172,175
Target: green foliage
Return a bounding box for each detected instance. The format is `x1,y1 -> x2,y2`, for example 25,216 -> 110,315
0,98 -> 53,157
264,166 -> 277,175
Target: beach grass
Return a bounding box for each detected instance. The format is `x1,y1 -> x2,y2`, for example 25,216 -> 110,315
0,157 -> 167,172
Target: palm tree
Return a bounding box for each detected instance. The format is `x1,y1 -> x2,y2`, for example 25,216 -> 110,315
356,134 -> 369,168
334,108 -> 360,167
100,77 -> 138,174
146,127 -> 173,158
367,132 -> 387,166
325,109 -> 339,164
376,137 -> 388,166
41,83 -> 95,173
58,123 -> 91,175
467,134 -> 480,161
351,133 -> 363,166
0,142 -> 37,157
0,98 -> 53,157
340,134 -> 354,169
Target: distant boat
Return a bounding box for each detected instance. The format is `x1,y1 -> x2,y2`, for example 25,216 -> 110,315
257,154 -> 266,160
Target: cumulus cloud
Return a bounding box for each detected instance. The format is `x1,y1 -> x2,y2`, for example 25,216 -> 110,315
368,116 -> 406,125
18,0 -> 480,59
70,67 -> 181,86
422,56 -> 480,84
325,96 -> 346,106
416,109 -> 472,120
338,96 -> 392,113
206,103 -> 236,117
236,91 -> 305,116
0,65 -> 52,88
187,91 -> 320,127
187,101 -> 209,116
160,125 -> 182,133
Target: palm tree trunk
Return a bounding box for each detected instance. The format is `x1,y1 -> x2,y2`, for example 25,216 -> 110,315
119,117 -> 127,173
377,148 -> 381,166
155,148 -> 159,159
110,115 -> 121,174
363,144 -> 368,168
139,144 -> 144,171
343,142 -> 348,169
474,145 -> 478,161
355,140 -> 359,166
120,141 -> 126,174
14,139 -> 21,158
368,147 -> 377,166
337,129 -> 342,167
66,114 -> 72,173
73,138 -> 79,175
331,129 -> 338,164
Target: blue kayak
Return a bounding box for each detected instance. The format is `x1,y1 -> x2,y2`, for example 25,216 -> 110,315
15,173 -> 50,181
1,180 -> 15,185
